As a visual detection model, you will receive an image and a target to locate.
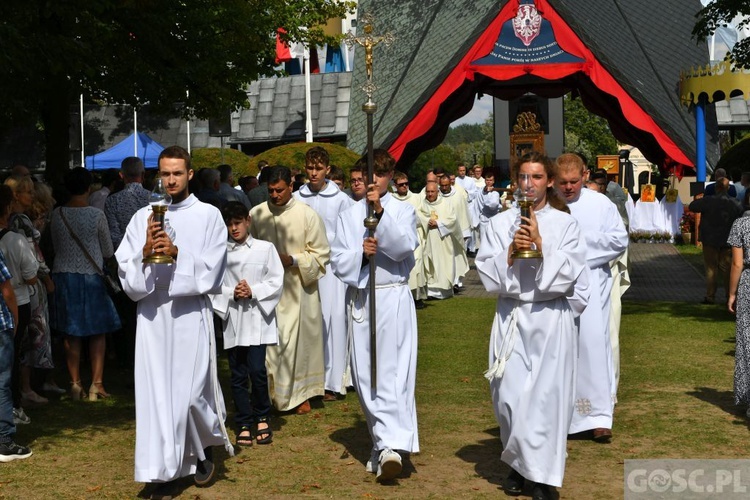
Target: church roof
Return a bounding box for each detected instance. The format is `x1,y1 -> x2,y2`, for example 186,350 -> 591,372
347,0 -> 719,169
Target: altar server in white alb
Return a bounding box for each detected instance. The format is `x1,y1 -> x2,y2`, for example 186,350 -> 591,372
116,146 -> 233,498
331,149 -> 419,483
476,152 -> 589,500
475,171 -> 501,241
293,146 -> 354,400
210,202 -> 284,448
555,152 -> 628,443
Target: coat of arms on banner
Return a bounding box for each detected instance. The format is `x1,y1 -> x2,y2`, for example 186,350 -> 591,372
513,3 -> 542,47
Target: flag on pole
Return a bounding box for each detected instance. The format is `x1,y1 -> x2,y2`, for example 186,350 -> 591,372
325,44 -> 346,73
275,28 -> 292,64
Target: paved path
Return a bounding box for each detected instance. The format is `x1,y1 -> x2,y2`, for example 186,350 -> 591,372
459,242 -> 705,303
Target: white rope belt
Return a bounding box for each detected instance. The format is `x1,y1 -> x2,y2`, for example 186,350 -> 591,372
484,302 -> 519,383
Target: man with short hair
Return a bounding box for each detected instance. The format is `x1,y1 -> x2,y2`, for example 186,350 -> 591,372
438,175 -> 470,291
250,166 -> 329,415
704,168 -> 738,197
690,178 -> 743,304
294,147 -> 353,400
196,168 -> 224,209
472,165 -> 484,190
104,157 -> 152,369
217,164 -> 251,209
247,166 -> 271,208
331,149 -> 419,482
555,153 -> 628,443
392,171 -> 427,307
348,165 -> 367,201
116,146 -> 233,497
105,157 -> 151,250
419,182 -> 465,299
476,172 -> 501,241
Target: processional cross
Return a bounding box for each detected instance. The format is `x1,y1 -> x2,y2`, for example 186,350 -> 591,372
344,13 -> 393,390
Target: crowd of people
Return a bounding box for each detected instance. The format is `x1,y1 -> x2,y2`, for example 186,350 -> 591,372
0,146 -> 635,500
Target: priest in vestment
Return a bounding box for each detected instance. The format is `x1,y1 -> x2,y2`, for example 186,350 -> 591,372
555,153 -> 628,442
293,146 -> 353,398
331,149 -> 419,483
438,176 -> 471,288
250,166 -> 329,414
476,152 -> 589,499
116,146 -> 232,495
418,183 -> 467,299
392,171 -> 426,305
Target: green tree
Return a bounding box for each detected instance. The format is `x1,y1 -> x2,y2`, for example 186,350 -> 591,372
0,0 -> 353,184
563,94 -> 617,160
693,0 -> 750,67
407,144 -> 461,191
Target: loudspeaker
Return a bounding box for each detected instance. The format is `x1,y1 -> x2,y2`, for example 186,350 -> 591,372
208,114 -> 232,137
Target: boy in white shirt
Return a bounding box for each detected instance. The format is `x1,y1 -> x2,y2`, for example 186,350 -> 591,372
211,202 -> 284,448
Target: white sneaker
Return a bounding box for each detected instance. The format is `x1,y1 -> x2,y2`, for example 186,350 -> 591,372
376,448 -> 402,482
12,407 -> 31,425
365,448 -> 379,473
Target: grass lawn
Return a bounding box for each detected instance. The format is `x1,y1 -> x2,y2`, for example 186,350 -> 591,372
1,296 -> 745,499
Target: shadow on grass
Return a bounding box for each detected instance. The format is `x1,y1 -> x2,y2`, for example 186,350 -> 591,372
455,426 -> 505,489
686,387 -> 750,428
328,415 -> 418,483
623,301 -> 735,324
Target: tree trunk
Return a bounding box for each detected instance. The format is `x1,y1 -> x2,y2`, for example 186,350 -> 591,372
41,75 -> 72,189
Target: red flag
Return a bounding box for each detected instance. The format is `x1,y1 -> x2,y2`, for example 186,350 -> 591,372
310,48 -> 320,74
275,28 -> 292,65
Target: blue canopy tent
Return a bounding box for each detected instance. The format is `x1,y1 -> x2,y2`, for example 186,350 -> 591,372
85,132 -> 164,170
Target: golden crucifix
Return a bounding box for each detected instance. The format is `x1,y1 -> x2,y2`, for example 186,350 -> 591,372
345,12 -> 394,103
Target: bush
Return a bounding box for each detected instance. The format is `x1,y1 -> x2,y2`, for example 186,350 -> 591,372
192,148 -> 255,177
255,142 -> 361,173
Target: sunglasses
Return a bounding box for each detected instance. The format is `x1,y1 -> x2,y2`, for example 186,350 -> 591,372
395,182 -> 409,187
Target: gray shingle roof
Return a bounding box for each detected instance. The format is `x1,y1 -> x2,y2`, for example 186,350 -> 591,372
82,72 -> 352,157
347,0 -> 719,168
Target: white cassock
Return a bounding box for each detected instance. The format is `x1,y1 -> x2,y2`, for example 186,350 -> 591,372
608,247 -> 630,398
393,190 -> 427,300
250,198 -> 330,411
476,204 -> 589,488
456,177 -> 480,252
567,188 -> 628,433
116,194 -> 233,483
331,193 -> 419,453
294,181 -> 354,394
210,236 -> 284,348
476,187 -> 501,243
418,196 -> 468,299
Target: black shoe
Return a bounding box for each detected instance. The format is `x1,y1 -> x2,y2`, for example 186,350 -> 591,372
194,447 -> 215,486
415,299 -> 426,310
150,480 -> 176,500
0,440 -> 32,462
453,285 -> 460,294
502,469 -> 525,495
532,483 -> 553,500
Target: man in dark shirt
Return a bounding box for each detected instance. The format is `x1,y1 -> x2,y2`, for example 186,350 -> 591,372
689,178 -> 744,304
